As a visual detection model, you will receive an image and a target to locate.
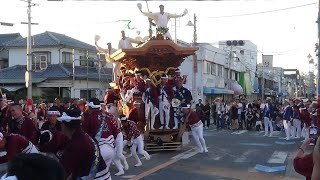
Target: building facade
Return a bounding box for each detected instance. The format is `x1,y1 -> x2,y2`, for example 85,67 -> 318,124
0,31 -> 112,101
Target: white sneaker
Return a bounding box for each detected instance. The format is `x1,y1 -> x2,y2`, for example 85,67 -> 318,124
173,126 -> 178,129
144,153 -> 151,160
123,161 -> 129,170
134,162 -> 142,167
165,126 -> 170,129
159,126 -> 164,130
204,148 -> 208,153
115,170 -> 124,176
263,134 -> 268,137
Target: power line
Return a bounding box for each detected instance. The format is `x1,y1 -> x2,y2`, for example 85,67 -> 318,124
207,3 -> 316,19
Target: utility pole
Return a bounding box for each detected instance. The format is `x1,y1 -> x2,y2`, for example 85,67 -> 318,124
228,46 -> 233,89
262,55 -> 265,100
26,0 -> 33,99
317,0 -> 320,97
192,13 -> 197,100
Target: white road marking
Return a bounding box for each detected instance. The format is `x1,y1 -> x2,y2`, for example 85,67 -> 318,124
234,150 -> 255,163
171,149 -> 194,160
267,151 -> 288,164
271,131 -> 281,136
121,175 -> 136,179
232,130 -> 248,135
213,156 -> 223,161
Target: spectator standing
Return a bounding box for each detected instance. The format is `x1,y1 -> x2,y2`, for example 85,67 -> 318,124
203,100 -> 211,129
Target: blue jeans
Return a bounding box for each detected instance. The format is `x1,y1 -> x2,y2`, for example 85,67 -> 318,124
217,114 -> 225,129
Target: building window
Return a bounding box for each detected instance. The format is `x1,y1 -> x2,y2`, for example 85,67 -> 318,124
224,68 -> 228,78
235,72 -> 239,81
32,52 -> 51,70
211,63 -> 216,75
217,65 -> 223,77
80,56 -> 95,67
80,90 -> 95,99
62,52 -> 72,64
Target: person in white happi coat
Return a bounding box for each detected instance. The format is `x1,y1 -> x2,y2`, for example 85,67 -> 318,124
118,30 -> 142,49
138,4 -> 188,40
158,74 -> 173,129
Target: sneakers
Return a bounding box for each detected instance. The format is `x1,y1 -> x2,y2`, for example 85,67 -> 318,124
144,152 -> 151,160
115,170 -> 124,176
123,160 -> 129,170
134,162 -> 142,167
204,148 -> 208,153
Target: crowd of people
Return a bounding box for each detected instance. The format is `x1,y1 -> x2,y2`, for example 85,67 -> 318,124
196,97 -> 319,139
0,63 -> 211,179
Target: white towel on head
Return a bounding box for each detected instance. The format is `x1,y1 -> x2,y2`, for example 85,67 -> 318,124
1,174 -> 18,180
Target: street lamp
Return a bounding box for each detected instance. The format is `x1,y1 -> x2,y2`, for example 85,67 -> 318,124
186,13 -> 197,100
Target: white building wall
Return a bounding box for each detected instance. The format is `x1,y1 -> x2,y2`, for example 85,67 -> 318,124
71,80 -> 104,99
8,47 -> 97,67
179,42 -> 229,102
219,40 -> 258,90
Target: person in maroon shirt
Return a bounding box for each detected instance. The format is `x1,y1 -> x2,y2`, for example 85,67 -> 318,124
37,103 -> 46,128
0,133 -> 38,164
9,104 -> 39,145
83,98 -> 121,174
56,106 -> 110,180
182,103 -> 208,153
0,98 -> 12,132
39,106 -> 65,154
104,88 -> 120,119
294,138 -> 314,180
128,101 -> 145,133
120,115 -> 150,167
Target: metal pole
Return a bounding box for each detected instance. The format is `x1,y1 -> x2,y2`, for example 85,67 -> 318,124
192,13 -> 197,100
228,46 -> 233,89
174,17 -> 177,43
317,0 -> 320,97
72,49 -> 75,98
86,51 -> 89,99
262,56 -> 265,100
26,0 -> 32,99
98,54 -> 101,100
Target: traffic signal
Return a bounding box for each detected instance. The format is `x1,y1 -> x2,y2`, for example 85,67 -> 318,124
226,40 -> 245,46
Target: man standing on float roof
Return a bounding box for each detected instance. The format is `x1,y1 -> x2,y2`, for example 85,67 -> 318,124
137,4 -> 188,40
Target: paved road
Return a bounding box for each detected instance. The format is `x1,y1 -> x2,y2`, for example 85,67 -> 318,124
111,128 -> 310,180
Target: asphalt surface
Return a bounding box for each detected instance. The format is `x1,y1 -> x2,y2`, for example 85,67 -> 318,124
111,127 -> 310,180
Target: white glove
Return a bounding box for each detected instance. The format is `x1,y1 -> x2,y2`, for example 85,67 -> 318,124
137,3 -> 142,11
94,35 -> 101,42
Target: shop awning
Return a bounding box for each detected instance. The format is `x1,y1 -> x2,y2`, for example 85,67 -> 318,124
1,85 -> 24,92
203,87 -> 234,95
230,81 -> 244,95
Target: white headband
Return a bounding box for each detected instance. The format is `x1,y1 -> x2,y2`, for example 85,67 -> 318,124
133,101 -> 141,105
0,132 -> 3,141
40,130 -> 53,142
47,111 -> 60,116
87,102 -> 101,109
119,116 -> 127,121
182,104 -> 191,109
57,112 -> 82,122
